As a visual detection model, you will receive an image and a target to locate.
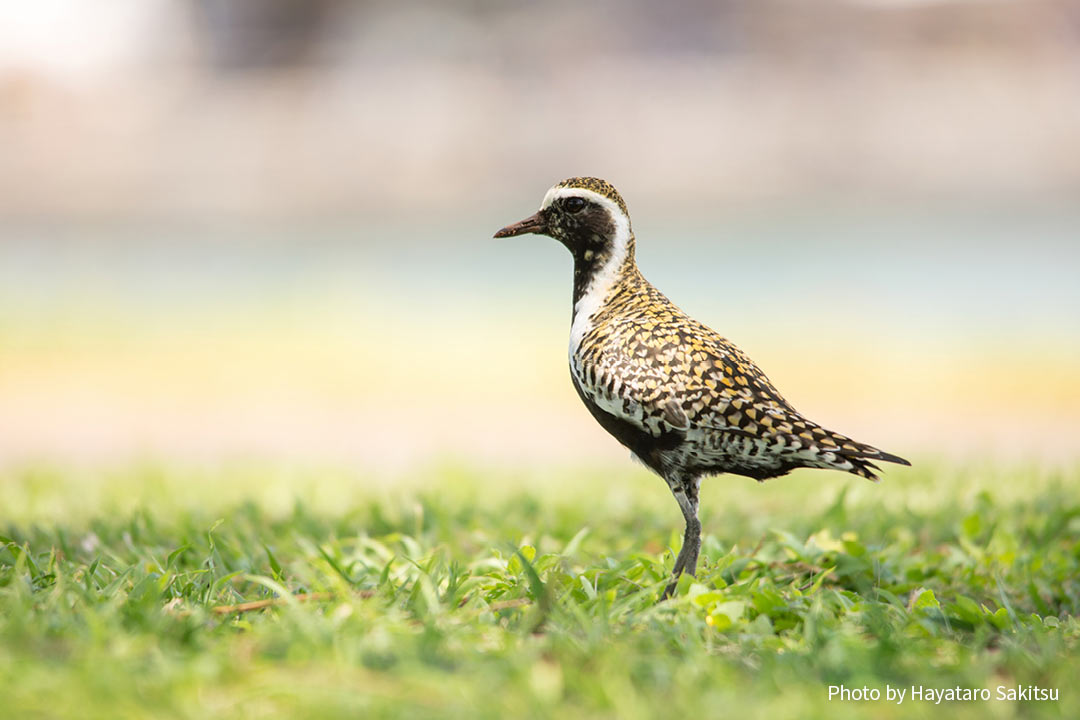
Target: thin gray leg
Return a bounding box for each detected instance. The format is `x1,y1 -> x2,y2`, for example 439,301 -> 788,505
662,475 -> 701,600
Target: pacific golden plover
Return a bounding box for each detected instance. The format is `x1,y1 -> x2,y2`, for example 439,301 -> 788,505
495,177 -> 910,599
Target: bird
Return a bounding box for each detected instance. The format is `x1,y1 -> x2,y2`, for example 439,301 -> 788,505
494,177 -> 910,600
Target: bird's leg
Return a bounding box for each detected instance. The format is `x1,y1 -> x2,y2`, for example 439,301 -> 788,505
662,476 -> 701,600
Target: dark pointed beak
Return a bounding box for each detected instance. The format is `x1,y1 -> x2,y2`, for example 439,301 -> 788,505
494,211 -> 546,238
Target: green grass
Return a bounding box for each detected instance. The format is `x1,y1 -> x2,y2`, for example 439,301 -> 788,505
2,460 -> 1078,719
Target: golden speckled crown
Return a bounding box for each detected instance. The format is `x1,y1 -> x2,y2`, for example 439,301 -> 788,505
556,177 -> 628,217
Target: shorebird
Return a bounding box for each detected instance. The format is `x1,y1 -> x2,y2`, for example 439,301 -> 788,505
495,177 -> 910,599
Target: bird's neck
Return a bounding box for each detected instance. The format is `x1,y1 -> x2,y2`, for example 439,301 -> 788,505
570,231 -> 638,315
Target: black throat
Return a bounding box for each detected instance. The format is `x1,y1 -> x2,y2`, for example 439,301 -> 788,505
566,230 -> 636,307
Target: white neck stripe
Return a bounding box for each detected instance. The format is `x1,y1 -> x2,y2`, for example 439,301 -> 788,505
554,186 -> 634,355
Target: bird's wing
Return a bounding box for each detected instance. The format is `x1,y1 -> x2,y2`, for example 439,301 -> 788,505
677,320 -> 911,476
572,314 -> 763,440
579,309 -> 908,477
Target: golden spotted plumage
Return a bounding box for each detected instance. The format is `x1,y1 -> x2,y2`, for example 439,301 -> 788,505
572,261 -> 904,481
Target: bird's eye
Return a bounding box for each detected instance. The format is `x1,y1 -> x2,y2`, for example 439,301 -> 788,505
564,197 -> 586,213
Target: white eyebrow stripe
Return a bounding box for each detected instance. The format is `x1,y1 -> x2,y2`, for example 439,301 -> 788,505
540,185 -> 561,209
540,186 -> 623,218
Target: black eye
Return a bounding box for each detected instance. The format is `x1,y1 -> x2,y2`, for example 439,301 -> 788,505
564,197 -> 586,213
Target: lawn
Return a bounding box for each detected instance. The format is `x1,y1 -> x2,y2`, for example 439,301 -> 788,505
1,459 -> 1078,719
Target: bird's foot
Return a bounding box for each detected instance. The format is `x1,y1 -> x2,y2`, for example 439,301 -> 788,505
661,578 -> 679,601
660,568 -> 693,602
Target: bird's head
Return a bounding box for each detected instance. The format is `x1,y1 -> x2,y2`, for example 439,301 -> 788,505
494,177 -> 633,263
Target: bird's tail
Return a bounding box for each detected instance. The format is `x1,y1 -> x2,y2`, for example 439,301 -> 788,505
801,423 -> 911,482
844,452 -> 909,482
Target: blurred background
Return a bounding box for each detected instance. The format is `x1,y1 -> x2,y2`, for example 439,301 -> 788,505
1,0 -> 1078,472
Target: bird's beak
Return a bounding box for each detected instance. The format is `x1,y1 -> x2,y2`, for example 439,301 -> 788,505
494,211 -> 546,238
